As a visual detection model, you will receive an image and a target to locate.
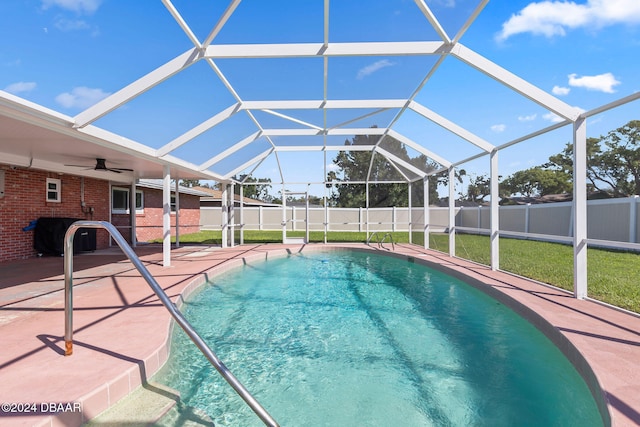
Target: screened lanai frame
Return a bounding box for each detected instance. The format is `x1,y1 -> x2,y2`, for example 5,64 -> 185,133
56,0 -> 640,302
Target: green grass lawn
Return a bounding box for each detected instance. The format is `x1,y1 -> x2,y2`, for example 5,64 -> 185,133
428,233 -> 640,313
162,230 -> 640,313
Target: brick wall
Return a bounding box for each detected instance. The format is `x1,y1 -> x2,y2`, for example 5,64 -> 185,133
112,188 -> 201,243
0,164 -> 110,262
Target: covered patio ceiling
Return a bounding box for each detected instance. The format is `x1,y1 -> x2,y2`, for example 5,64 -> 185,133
0,0 -> 594,186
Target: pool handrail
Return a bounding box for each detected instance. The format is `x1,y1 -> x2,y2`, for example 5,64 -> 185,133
63,220 -> 279,427
366,231 -> 381,246
380,232 -> 395,251
366,231 -> 395,251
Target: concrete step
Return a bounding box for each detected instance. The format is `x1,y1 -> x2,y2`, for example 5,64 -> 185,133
83,381 -> 213,426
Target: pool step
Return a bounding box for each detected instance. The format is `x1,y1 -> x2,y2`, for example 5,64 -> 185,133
155,402 -> 215,426
83,381 -> 213,426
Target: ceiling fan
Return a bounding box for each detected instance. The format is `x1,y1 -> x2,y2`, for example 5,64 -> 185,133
65,158 -> 133,173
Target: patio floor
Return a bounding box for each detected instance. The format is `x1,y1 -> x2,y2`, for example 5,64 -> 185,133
0,243 -> 638,426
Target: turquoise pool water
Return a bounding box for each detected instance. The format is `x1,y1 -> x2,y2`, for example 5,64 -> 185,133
155,251 -> 603,426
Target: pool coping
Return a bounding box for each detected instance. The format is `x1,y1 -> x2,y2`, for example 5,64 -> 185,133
1,243 -> 638,426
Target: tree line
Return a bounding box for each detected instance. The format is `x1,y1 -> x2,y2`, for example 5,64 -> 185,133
467,119 -> 640,203
183,120 -> 639,206
328,120 -> 640,206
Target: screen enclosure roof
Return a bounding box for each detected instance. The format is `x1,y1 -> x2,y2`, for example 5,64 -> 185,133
0,0 -> 630,186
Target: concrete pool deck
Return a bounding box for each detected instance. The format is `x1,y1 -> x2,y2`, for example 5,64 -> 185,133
0,243 -> 638,426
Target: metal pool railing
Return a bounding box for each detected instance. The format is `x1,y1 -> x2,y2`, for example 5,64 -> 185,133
63,220 -> 279,427
366,231 -> 396,251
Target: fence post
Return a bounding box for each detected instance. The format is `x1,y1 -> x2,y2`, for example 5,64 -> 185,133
524,203 -> 530,234
568,203 -> 574,238
392,206 -> 396,232
292,205 -> 296,231
630,196 -> 638,243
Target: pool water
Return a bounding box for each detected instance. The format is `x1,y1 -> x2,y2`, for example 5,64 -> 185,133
154,251 -> 603,426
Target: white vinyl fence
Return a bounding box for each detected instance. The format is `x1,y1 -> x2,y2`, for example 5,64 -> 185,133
201,196 -> 640,247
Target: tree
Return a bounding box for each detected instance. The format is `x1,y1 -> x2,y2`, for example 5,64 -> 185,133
546,120 -> 640,197
501,167 -> 571,197
329,128 -> 444,207
233,174 -> 273,201
462,173 -> 492,202
180,179 -> 200,188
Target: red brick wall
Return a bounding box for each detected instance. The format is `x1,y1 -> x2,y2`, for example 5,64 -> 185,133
112,188 -> 201,243
0,165 -> 110,262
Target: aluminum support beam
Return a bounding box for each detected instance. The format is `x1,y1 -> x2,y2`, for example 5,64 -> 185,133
386,129 -> 452,168
424,177 -> 429,249
451,0 -> 489,44
240,99 -> 407,110
174,178 -> 180,249
451,44 -> 581,121
408,182 -> 413,244
221,185 -> 228,248
74,48 -> 201,127
448,167 -> 456,257
130,180 -> 137,248
222,148 -> 274,180
162,165 -> 171,267
261,109 -> 323,130
413,0 -> 450,43
490,149 -> 499,270
375,147 -> 427,178
239,185 -> 244,244
204,41 -> 444,59
157,103 -> 240,157
273,145 -> 376,152
161,0 -> 201,47
229,183 -> 235,247
409,101 -> 494,153
202,0 -> 242,47
573,117 -> 588,299
199,131 -> 262,170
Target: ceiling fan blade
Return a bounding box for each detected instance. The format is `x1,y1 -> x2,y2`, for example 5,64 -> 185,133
64,158 -> 132,173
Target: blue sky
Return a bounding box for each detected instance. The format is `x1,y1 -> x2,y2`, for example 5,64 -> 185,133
1,0 -> 639,195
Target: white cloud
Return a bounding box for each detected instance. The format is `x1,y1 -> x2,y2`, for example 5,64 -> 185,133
357,60 -> 395,80
568,72 -> 620,93
491,124 -> 506,132
430,0 -> 456,7
41,0 -> 102,14
5,59 -> 22,67
518,113 -> 537,121
54,18 -> 90,31
4,82 -> 37,94
543,112 -> 564,123
496,0 -> 640,41
552,85 -> 570,95
55,86 -> 110,109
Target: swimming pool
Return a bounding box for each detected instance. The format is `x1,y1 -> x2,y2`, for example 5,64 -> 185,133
155,250 -> 603,426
